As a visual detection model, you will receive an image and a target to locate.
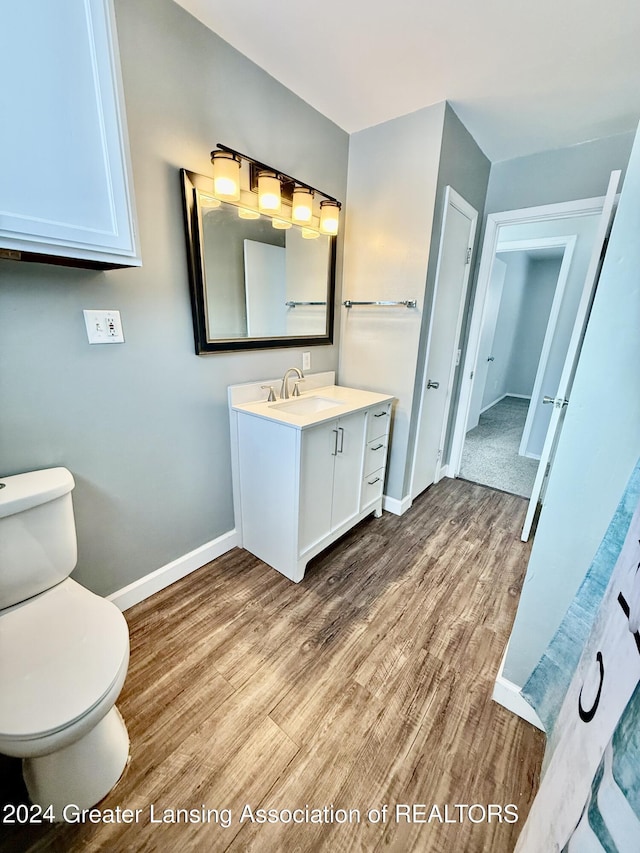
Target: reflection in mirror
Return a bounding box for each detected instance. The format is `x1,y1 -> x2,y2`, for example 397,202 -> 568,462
181,170 -> 336,354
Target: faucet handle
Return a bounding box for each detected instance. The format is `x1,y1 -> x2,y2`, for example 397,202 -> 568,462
292,380 -> 305,397
260,385 -> 277,402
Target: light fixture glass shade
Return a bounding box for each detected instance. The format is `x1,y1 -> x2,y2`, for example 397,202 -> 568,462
320,200 -> 340,235
238,207 -> 260,220
258,170 -> 281,212
272,218 -> 292,230
211,151 -> 240,200
301,228 -> 320,239
292,186 -> 314,223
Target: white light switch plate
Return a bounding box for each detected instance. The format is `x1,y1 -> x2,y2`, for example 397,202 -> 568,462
83,310 -> 125,344
302,351 -> 311,371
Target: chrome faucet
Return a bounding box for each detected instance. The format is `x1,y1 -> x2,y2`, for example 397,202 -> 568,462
280,366 -> 304,399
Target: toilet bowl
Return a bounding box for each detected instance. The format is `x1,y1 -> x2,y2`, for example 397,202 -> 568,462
0,468 -> 131,817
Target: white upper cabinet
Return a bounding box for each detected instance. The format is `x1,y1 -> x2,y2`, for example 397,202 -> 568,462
0,0 -> 141,268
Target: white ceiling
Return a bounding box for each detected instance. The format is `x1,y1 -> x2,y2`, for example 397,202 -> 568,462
174,0 -> 640,162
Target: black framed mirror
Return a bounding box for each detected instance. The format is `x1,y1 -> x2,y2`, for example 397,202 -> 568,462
181,169 -> 337,354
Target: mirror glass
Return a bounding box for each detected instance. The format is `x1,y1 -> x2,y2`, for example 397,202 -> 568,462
181,170 -> 336,353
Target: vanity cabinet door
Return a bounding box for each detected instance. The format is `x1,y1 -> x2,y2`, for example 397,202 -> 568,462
0,0 -> 140,268
299,420 -> 337,553
330,410 -> 367,530
298,410 -> 367,553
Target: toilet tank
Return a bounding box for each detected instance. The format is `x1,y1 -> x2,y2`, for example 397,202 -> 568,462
0,467 -> 77,610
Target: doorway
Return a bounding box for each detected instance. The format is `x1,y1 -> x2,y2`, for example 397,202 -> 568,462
449,178 -> 619,538
459,240 -> 571,497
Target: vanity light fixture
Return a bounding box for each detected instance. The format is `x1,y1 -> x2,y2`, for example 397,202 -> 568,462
320,200 -> 340,235
210,144 -> 342,233
292,186 -> 314,223
211,150 -> 240,200
258,170 -> 281,212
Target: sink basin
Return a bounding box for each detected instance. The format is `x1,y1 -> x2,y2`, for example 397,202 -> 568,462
271,396 -> 346,415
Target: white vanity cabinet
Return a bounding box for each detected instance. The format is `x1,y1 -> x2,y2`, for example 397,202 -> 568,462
0,0 -> 140,269
230,379 -> 393,583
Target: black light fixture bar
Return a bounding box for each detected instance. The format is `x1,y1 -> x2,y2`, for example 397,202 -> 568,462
213,143 -> 342,208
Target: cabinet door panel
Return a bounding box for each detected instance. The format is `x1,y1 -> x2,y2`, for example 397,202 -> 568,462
0,0 -> 139,264
299,420 -> 336,553
331,411 -> 366,530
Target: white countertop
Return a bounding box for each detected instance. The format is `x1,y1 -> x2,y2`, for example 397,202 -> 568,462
232,384 -> 394,429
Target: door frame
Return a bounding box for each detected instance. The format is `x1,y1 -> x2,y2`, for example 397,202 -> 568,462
409,186 -> 478,499
448,195 -> 607,479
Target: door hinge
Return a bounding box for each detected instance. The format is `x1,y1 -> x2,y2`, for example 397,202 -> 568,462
545,462 -> 551,478
465,247 -> 472,265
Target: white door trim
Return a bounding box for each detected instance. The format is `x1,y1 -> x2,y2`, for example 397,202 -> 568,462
410,186 -> 478,499
448,194 -> 607,479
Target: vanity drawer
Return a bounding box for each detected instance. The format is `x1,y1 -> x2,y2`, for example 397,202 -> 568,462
366,403 -> 391,441
364,437 -> 387,476
362,468 -> 385,506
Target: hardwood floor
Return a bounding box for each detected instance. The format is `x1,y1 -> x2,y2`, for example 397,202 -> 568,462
0,478 -> 545,852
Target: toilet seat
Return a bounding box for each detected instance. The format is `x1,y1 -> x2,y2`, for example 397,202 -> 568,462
0,579 -> 129,743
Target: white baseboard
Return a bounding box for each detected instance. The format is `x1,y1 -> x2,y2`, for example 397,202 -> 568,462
480,393 -> 532,414
107,529 -> 239,611
492,674 -> 545,731
383,493 -> 413,516
491,641 -> 545,730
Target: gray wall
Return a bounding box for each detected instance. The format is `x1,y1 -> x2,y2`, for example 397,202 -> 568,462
507,257 -> 562,396
504,124 -> 640,689
0,0 -> 348,596
485,131 -> 635,214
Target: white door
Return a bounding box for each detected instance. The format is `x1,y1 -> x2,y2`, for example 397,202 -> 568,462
467,257 -> 507,430
521,171 -> 620,541
411,187 -> 478,499
243,240 -> 286,337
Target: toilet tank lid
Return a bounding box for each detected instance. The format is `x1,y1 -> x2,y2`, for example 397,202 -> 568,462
0,467 -> 75,519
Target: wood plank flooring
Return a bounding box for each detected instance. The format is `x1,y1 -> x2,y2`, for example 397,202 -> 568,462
0,478 -> 545,853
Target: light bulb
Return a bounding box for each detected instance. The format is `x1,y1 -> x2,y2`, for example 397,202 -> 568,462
272,218 -> 292,230
301,228 -> 320,239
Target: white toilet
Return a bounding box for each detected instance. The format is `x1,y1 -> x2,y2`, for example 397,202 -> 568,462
0,467 -> 130,817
